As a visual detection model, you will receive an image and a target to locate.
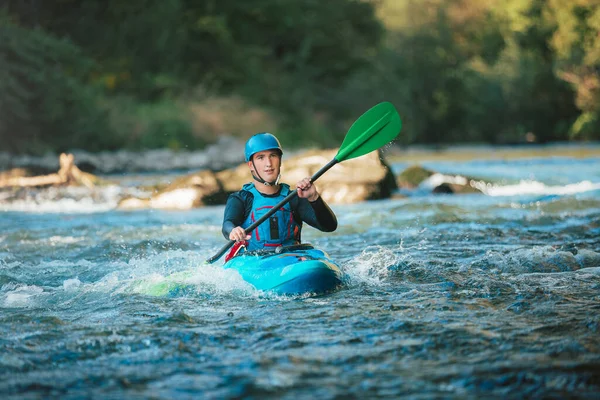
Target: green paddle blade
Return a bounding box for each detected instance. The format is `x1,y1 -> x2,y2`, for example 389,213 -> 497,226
335,102 -> 402,162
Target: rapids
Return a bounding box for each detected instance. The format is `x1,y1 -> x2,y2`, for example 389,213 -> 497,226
1,152 -> 599,398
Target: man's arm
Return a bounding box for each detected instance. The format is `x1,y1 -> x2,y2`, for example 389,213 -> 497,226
222,192 -> 248,239
295,196 -> 337,232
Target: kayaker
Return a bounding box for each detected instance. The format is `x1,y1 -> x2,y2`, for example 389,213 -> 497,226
222,133 -> 337,255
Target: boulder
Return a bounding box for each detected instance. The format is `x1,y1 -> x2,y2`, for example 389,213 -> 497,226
397,165 -> 482,195
397,165 -> 434,189
423,173 -> 483,194
118,197 -> 151,210
431,180 -> 483,194
120,148 -> 397,210
119,170 -> 226,210
278,149 -> 397,204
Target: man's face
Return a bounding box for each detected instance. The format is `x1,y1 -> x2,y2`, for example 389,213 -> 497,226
249,150 -> 281,182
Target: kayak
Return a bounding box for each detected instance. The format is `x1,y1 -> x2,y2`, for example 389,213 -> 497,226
223,244 -> 343,295
133,244 -> 342,297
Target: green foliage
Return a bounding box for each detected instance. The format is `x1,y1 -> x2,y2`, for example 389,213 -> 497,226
11,0 -> 186,96
2,0 -> 600,154
570,111 -> 599,140
0,14 -> 117,153
182,0 -> 384,140
3,0 -> 384,153
363,0 -> 581,144
106,98 -> 202,150
180,0 -> 383,86
549,0 -> 600,139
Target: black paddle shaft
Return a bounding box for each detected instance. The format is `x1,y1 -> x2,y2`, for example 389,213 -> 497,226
206,158 -> 339,263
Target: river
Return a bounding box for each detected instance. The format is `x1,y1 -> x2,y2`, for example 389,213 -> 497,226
1,148 -> 600,398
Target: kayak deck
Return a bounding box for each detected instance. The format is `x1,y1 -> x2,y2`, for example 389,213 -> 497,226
223,244 -> 343,294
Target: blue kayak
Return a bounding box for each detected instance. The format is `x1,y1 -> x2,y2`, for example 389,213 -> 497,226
223,244 -> 343,295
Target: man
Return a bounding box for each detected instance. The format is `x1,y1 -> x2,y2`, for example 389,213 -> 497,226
222,133 -> 337,255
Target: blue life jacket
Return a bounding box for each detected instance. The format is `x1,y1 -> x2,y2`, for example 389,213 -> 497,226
241,183 -> 301,251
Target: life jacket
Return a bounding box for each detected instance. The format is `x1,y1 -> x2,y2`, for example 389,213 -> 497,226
241,183 -> 301,251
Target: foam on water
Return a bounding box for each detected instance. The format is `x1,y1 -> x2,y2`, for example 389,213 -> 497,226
48,236 -> 84,245
0,249 -> 259,309
418,173 -> 600,198
76,249 -> 254,298
0,185 -> 124,214
128,263 -> 255,297
421,173 -> 469,189
2,284 -> 44,308
342,245 -> 399,285
63,278 -> 82,291
1,197 -> 116,213
473,179 -> 600,197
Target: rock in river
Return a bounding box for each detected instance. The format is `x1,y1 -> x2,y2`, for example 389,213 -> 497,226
118,149 -> 397,210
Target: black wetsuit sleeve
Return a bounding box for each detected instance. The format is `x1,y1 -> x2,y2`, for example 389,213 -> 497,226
222,191 -> 252,239
294,195 -> 338,232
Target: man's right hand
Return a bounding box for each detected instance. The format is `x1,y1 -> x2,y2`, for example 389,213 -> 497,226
229,226 -> 251,242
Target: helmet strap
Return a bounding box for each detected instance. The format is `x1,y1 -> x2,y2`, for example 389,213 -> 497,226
251,161 -> 281,187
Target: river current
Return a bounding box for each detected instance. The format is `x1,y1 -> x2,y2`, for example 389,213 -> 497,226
1,152 -> 600,398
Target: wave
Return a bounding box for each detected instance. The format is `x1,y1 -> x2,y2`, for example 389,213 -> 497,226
126,264 -> 255,298
472,179 -> 600,197
0,185 -> 130,214
0,249 -> 259,309
1,198 -> 116,214
2,284 -> 44,308
475,246 -> 600,274
416,173 -> 600,197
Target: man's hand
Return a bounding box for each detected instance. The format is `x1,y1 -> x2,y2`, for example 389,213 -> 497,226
229,226 -> 251,242
296,177 -> 319,202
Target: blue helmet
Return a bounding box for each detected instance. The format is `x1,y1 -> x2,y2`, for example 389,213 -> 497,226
244,133 -> 283,162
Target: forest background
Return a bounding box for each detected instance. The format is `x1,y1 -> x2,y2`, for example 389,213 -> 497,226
1,0 -> 599,155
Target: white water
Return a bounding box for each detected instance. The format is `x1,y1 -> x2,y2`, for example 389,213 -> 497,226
2,152 -> 600,399
473,179 -> 600,197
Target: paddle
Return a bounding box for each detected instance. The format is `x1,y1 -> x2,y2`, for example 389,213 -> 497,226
206,101 -> 402,264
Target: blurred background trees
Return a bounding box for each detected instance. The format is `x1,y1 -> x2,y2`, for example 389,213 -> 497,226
1,0 -> 599,154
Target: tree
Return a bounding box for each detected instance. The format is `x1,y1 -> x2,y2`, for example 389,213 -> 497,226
548,0 -> 600,139
0,14 -> 114,153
